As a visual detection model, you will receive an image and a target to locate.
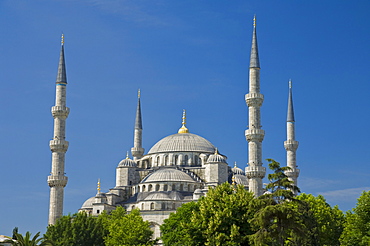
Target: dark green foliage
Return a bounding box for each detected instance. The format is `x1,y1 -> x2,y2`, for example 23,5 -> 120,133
44,212 -> 107,246
12,227 -> 18,240
340,191 -> 370,245
249,159 -> 306,246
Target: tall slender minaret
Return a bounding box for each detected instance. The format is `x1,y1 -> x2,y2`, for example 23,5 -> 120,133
284,80 -> 299,193
47,34 -> 69,225
245,16 -> 266,197
131,89 -> 144,160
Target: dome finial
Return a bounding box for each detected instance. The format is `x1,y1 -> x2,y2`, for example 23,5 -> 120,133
138,89 -> 141,99
234,161 -> 237,168
97,178 -> 101,194
253,15 -> 256,28
61,33 -> 65,46
215,147 -> 219,155
178,109 -> 189,134
126,151 -> 129,159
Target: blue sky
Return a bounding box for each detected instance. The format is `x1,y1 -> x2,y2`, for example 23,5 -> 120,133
1,0 -> 370,236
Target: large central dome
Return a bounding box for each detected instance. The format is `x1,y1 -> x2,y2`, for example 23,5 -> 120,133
148,133 -> 216,154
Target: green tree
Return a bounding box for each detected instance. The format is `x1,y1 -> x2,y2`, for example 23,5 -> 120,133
249,159 -> 306,246
12,231 -> 53,246
103,207 -> 155,246
295,193 -> 344,246
161,183 -> 255,246
44,212 -> 106,246
340,191 -> 370,245
160,201 -> 200,246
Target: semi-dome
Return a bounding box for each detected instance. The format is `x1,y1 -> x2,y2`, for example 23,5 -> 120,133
141,168 -> 195,183
148,133 -> 215,154
144,192 -> 170,200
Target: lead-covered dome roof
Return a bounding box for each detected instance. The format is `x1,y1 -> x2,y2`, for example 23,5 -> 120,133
141,168 -> 196,183
148,133 -> 215,154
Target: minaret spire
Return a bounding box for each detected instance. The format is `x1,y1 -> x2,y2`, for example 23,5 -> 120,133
131,89 -> 144,160
284,80 -> 299,194
245,16 -> 266,197
48,34 -> 70,225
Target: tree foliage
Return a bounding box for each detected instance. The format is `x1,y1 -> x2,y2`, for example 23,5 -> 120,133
249,159 -> 306,246
103,207 -> 155,246
161,183 -> 255,246
340,191 -> 370,245
44,212 -> 106,246
296,193 -> 344,246
12,231 -> 53,246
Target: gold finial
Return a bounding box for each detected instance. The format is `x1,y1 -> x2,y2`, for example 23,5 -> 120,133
126,151 -> 129,159
138,89 -> 141,99
253,15 -> 256,28
234,161 -> 237,168
232,175 -> 236,186
178,109 -> 189,134
289,79 -> 292,88
61,34 -> 64,45
214,148 -> 219,155
97,179 -> 101,193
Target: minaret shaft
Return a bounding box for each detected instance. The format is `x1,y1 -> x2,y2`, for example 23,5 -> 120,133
48,38 -> 69,225
245,18 -> 266,197
284,82 -> 299,194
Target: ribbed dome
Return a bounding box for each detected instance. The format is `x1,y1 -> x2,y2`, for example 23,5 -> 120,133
232,166 -> 245,175
142,168 -> 195,183
207,152 -> 227,163
148,133 -> 215,154
144,192 -> 170,200
233,174 -> 249,186
118,157 -> 137,167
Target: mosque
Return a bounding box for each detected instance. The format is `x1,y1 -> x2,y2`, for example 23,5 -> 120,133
47,17 -> 300,239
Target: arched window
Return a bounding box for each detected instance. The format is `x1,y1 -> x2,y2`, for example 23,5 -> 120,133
142,185 -> 146,192
180,184 -> 184,191
188,184 -> 191,191
172,184 -> 176,191
150,203 -> 155,210
138,186 -> 141,192
148,184 -> 152,191
174,155 -> 178,165
129,180 -> 132,185
184,155 -> 188,165
161,203 -> 165,210
141,203 -> 144,210
165,155 -> 168,166
172,203 -> 176,210
194,155 -> 198,165
164,184 -> 168,191
155,184 -> 160,191
156,156 -> 160,166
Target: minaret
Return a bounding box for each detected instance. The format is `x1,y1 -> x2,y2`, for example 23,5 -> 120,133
131,89 -> 144,160
47,34 -> 69,225
245,16 -> 266,197
284,80 -> 299,193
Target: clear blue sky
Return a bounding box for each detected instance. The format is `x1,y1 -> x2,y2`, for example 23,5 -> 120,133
1,0 -> 369,236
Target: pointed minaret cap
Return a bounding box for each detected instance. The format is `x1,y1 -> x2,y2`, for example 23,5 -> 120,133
287,80 -> 295,122
135,89 -> 142,129
56,34 -> 67,84
250,15 -> 260,68
178,109 -> 189,134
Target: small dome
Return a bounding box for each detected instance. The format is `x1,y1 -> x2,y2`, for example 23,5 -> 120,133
233,174 -> 249,186
118,156 -> 137,167
81,197 -> 95,209
144,192 -> 170,201
148,133 -> 215,154
207,149 -> 227,163
232,163 -> 245,175
141,168 -> 195,183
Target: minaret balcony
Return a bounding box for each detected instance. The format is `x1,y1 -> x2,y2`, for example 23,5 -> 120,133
285,168 -> 300,178
284,140 -> 299,151
49,140 -> 69,152
51,106 -> 70,118
245,93 -> 264,107
245,129 -> 265,142
47,175 -> 68,187
131,147 -> 144,157
245,166 -> 266,179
